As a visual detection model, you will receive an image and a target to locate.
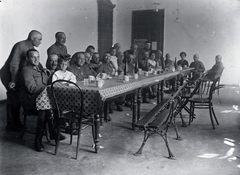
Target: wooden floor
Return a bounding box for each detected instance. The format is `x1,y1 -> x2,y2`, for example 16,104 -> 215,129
0,86 -> 239,175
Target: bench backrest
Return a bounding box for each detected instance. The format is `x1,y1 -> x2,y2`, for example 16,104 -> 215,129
136,82 -> 188,129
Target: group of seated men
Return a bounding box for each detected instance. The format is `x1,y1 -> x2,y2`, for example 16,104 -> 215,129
0,30 -> 224,152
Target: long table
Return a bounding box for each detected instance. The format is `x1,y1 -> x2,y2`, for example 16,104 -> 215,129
36,68 -> 193,153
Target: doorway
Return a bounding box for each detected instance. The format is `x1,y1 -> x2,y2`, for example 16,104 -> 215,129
132,9 -> 165,52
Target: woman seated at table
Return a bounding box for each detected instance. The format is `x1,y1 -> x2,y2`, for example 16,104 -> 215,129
52,57 -> 77,83
68,52 -> 97,81
97,52 -> 125,112
148,52 -> 157,69
19,48 -> 65,152
177,52 -> 189,85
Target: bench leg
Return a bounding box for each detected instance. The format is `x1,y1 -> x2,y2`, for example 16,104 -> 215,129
134,129 -> 151,156
160,125 -> 175,159
175,101 -> 187,127
172,116 -> 182,141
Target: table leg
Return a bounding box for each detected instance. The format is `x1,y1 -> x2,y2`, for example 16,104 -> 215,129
94,114 -> 100,153
157,82 -> 160,104
104,101 -> 110,122
137,88 -> 142,121
160,81 -> 164,101
132,90 -> 137,130
99,103 -> 104,126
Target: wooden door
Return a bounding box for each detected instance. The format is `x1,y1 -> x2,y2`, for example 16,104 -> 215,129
132,10 -> 165,52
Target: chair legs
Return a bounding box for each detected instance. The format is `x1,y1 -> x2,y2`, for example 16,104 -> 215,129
211,103 -> 219,125
189,102 -> 195,126
19,112 -> 50,142
76,123 -> 82,159
209,104 -> 215,129
189,102 -> 219,129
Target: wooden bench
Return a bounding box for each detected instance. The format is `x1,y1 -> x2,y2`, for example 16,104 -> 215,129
134,82 -> 187,159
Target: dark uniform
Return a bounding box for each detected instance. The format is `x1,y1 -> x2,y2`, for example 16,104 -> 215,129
0,40 -> 34,131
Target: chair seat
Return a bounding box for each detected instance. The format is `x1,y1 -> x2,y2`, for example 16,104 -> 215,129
188,76 -> 221,129
189,98 -> 209,103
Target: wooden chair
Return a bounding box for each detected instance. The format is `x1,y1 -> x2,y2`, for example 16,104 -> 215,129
202,68 -> 224,95
173,76 -> 203,126
51,80 -> 95,159
188,77 -> 223,129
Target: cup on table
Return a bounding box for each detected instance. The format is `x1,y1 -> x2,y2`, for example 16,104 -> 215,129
138,68 -> 142,75
89,75 -> 95,83
153,70 -> 157,75
134,73 -> 138,79
97,79 -> 103,87
84,78 -> 89,86
144,71 -> 149,77
124,75 -> 130,82
118,74 -> 124,80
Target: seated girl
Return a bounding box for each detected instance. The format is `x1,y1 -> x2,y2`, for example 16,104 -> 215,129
148,52 -> 157,69
52,58 -> 77,83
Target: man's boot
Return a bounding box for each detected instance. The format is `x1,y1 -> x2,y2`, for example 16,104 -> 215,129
46,110 -> 66,141
34,117 -> 44,152
5,104 -> 14,132
12,104 -> 25,131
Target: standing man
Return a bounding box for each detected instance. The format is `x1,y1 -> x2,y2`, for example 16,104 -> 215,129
47,32 -> 68,59
141,41 -> 151,54
139,41 -> 151,70
0,30 -> 42,132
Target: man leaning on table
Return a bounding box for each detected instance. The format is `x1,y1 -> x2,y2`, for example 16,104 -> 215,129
19,48 -> 65,152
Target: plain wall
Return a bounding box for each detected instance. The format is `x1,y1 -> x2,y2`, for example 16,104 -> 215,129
0,0 -> 98,100
114,0 -> 240,86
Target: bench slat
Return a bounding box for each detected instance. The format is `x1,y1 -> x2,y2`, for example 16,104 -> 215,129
135,99 -> 169,127
148,108 -> 170,128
